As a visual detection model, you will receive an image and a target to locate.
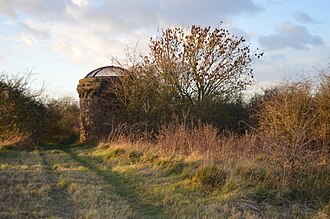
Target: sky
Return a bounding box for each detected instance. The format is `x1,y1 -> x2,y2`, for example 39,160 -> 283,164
0,0 -> 329,99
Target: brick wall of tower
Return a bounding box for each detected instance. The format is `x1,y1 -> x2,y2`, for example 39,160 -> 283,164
77,77 -> 119,142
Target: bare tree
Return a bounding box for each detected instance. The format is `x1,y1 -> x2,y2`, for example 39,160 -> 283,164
112,23 -> 262,128
145,24 -> 263,105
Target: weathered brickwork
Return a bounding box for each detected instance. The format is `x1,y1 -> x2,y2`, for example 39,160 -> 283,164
77,76 -> 119,142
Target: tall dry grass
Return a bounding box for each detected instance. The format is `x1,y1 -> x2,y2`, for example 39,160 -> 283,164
103,71 -> 330,211
106,120 -> 259,161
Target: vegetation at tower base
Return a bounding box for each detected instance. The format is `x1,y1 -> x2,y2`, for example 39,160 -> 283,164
112,23 -> 263,132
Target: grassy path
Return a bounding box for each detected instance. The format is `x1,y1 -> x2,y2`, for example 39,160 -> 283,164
0,144 -> 164,218
39,150 -> 76,218
2,143 -> 326,218
64,146 -> 164,218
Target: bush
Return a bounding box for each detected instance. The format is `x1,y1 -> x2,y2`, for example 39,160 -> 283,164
255,75 -> 329,181
0,73 -> 48,144
0,73 -> 80,145
258,81 -> 316,149
45,97 -> 80,142
112,64 -> 174,126
191,98 -> 250,133
313,73 -> 330,150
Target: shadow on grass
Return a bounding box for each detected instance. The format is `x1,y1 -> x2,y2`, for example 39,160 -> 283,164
39,151 -> 76,218
63,146 -> 165,218
0,144 -> 76,218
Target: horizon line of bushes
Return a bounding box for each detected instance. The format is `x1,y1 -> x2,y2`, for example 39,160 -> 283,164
1,66 -> 329,148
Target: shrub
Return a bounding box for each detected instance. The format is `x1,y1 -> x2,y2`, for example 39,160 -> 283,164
256,76 -> 329,184
258,81 -> 316,149
45,97 -> 80,142
313,72 -> 330,150
0,73 -> 80,145
0,73 -> 48,144
191,98 -> 250,133
112,64 -> 174,126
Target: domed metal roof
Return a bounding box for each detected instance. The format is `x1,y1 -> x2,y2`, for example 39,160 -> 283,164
85,66 -> 124,78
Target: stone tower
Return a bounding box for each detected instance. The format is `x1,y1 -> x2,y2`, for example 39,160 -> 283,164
77,66 -> 125,142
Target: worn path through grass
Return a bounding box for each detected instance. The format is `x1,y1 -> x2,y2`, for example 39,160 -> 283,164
0,144 -> 164,218
2,143 -> 328,218
63,145 -> 164,218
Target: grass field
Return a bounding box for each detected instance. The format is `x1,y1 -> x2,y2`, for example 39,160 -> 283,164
1,143 -> 329,219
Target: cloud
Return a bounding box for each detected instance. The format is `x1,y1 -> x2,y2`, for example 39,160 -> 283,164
294,11 -> 318,24
0,0 -> 264,65
0,55 -> 4,63
259,22 -> 323,51
221,21 -> 252,40
158,0 -> 263,24
17,22 -> 50,47
51,41 -> 85,63
0,0 -> 71,18
0,1 -> 16,17
71,0 -> 89,8
0,0 -> 264,32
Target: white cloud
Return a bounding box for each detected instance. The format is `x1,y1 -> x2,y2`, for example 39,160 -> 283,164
1,0 -> 263,36
161,0 -> 263,18
0,55 -> 4,63
51,41 -> 85,63
254,56 -> 286,82
0,0 -> 70,18
0,0 -> 264,66
71,0 -> 89,8
19,34 -> 36,46
259,22 -> 323,50
221,20 -> 253,40
0,1 -> 16,17
294,11 -> 318,24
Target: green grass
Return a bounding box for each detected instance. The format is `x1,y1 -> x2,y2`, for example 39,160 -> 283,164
93,144 -> 330,218
1,143 -> 329,218
0,144 -> 138,218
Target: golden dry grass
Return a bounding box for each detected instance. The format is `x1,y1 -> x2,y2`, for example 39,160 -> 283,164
0,145 -> 139,218
103,120 -> 330,218
94,142 -> 330,218
1,140 -> 329,218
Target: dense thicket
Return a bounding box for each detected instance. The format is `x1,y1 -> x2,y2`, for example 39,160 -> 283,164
113,24 -> 262,131
0,73 -> 46,143
0,73 -> 79,145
